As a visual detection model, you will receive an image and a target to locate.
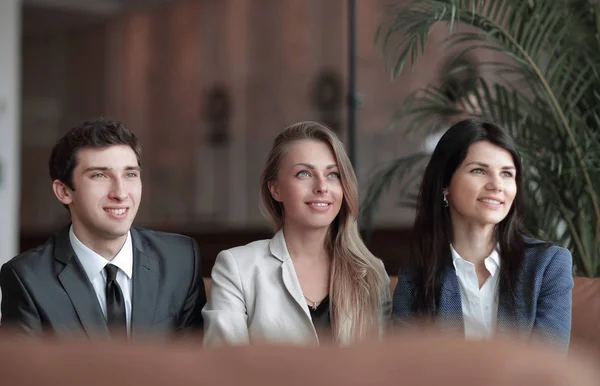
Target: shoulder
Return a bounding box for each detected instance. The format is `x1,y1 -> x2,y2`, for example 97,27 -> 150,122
395,264 -> 454,290
371,258 -> 388,277
217,239 -> 272,268
371,258 -> 391,289
2,236 -> 56,273
210,239 -> 274,285
131,228 -> 201,269
131,228 -> 196,250
393,266 -> 420,298
397,265 -> 419,283
132,227 -> 195,246
523,237 -> 571,261
522,237 -> 572,275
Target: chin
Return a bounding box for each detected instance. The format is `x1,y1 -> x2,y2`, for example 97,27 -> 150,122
477,217 -> 507,227
103,227 -> 131,239
304,221 -> 335,231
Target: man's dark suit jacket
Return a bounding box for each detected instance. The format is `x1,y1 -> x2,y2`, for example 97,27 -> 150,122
0,226 -> 206,341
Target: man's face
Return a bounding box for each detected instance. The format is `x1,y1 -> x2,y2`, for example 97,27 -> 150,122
54,145 -> 142,246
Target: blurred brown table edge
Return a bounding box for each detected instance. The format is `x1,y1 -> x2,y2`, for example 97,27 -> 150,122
0,332 -> 598,386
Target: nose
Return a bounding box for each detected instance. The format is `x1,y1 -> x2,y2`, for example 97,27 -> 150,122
109,178 -> 128,201
485,175 -> 503,192
314,177 -> 329,194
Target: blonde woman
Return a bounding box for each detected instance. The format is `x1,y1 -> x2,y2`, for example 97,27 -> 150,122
202,121 -> 391,346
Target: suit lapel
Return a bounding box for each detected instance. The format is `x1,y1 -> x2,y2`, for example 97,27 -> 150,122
54,227 -> 109,339
439,259 -> 527,338
270,231 -> 313,321
130,228 -> 160,339
437,263 -> 464,333
281,260 -> 312,319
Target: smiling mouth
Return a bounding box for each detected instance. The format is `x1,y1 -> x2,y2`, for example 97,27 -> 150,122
305,200 -> 334,210
478,198 -> 502,205
105,208 -> 128,216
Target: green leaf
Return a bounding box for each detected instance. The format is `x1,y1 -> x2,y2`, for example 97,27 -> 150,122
371,0 -> 600,277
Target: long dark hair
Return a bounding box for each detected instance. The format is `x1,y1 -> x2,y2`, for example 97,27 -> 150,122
411,119 -> 526,315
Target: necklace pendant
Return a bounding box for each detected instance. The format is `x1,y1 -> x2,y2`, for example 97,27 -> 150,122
304,295 -> 321,311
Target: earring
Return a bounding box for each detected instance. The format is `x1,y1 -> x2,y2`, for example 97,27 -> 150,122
443,192 -> 449,207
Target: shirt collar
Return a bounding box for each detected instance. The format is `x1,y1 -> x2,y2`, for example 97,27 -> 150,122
450,244 -> 501,276
69,225 -> 134,281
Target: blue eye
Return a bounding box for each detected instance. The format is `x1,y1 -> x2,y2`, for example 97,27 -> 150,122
470,168 -> 484,174
92,173 -> 106,179
328,172 -> 340,179
501,171 -> 514,178
126,172 -> 139,178
296,170 -> 310,177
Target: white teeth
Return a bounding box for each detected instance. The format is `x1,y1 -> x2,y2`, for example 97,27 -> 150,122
107,208 -> 126,215
480,199 -> 501,205
310,202 -> 329,207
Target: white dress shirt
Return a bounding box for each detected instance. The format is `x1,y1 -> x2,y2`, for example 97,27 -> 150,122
69,226 -> 134,333
450,244 -> 500,340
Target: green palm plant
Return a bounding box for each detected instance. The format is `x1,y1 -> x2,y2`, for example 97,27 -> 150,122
363,0 -> 600,277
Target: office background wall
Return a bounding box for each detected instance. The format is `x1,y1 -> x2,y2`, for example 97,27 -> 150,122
18,0 -> 506,272
0,0 -> 21,272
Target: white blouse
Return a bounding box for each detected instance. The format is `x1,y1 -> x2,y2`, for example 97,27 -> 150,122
450,245 -> 500,339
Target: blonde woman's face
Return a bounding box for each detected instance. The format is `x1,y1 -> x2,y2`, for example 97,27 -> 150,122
269,140 -> 343,231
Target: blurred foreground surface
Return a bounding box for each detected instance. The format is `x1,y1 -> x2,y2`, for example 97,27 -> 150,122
0,331 -> 598,386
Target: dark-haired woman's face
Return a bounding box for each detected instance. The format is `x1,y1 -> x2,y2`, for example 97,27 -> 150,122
444,140 -> 517,230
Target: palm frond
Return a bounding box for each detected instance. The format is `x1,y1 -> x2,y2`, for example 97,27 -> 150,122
371,1 -> 600,275
360,153 -> 430,234
370,0 -> 600,277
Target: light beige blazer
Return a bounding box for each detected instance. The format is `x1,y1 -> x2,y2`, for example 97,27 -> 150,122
202,230 -> 391,346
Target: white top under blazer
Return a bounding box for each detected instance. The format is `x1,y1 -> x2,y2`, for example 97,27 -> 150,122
450,244 -> 501,339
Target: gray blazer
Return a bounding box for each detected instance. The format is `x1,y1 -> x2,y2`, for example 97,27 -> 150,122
0,226 -> 206,341
202,230 -> 391,346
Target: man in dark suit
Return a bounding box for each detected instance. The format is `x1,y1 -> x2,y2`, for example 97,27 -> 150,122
0,118 -> 206,341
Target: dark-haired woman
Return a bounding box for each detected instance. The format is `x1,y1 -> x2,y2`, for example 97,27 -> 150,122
392,119 -> 573,352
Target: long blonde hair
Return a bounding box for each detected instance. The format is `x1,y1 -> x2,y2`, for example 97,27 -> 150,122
260,121 -> 387,344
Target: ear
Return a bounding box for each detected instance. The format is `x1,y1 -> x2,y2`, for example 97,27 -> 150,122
53,180 -> 73,206
268,180 -> 282,202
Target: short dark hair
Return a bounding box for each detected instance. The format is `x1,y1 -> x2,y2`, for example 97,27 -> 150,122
49,118 -> 141,190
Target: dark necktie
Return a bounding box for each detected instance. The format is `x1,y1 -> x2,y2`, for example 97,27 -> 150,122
104,264 -> 127,337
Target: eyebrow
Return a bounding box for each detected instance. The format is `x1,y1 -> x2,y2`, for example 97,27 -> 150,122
83,165 -> 142,173
294,163 -> 338,170
465,161 -> 515,170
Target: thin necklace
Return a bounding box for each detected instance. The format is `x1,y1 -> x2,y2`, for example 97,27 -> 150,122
304,295 -> 324,311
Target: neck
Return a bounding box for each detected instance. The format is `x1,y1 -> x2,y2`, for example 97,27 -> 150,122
451,219 -> 495,265
72,223 -> 127,260
282,223 -> 330,262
